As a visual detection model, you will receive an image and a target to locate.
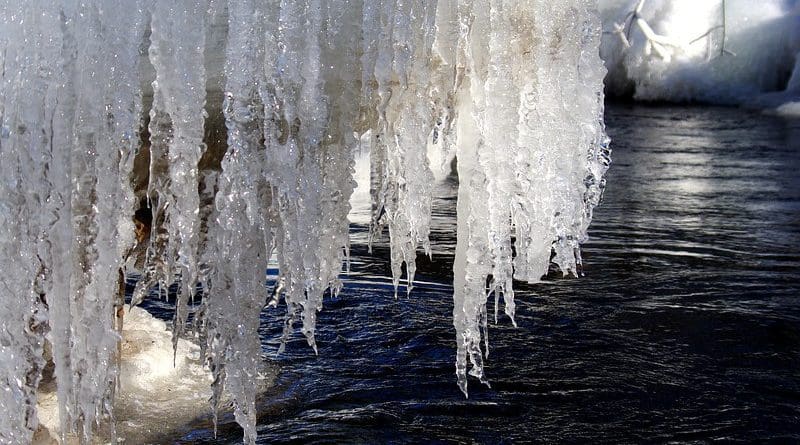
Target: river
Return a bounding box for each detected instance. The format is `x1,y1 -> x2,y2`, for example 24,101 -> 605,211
142,103 -> 800,443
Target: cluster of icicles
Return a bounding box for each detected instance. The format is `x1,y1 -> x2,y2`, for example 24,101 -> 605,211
0,0 -> 609,443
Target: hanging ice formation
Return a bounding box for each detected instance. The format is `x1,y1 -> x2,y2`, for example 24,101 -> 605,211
0,0 -> 609,443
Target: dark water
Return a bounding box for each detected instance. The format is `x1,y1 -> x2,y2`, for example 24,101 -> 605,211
162,104 -> 800,443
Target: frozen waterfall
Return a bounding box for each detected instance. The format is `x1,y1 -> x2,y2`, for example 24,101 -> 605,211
0,0 -> 609,443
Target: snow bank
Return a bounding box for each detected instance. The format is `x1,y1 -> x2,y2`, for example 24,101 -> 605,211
599,0 -> 800,110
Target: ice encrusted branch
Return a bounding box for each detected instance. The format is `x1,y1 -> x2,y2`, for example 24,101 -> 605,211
610,0 -> 735,63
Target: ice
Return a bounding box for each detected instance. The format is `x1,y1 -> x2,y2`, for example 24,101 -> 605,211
449,0 -> 608,395
747,50 -> 800,115
265,0 -> 360,354
599,0 -> 800,107
36,308 -> 225,443
361,0 -> 439,296
0,4 -> 59,441
34,305 -> 269,444
0,1 -> 152,441
0,1 -> 608,442
143,0 -> 210,356
202,1 -> 272,441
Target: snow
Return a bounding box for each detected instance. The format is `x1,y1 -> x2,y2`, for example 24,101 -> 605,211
599,0 -> 800,110
34,306 -> 273,445
774,101 -> 800,117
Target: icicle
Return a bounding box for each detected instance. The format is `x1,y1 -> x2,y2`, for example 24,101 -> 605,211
483,0 -> 519,323
147,0 -> 209,355
0,1 -> 152,441
452,0 -> 608,395
268,0 -> 357,353
58,2 -> 138,440
108,0 -> 148,319
429,0 -> 462,176
202,1 -> 272,442
268,0 -> 324,353
0,2 -> 58,440
0,0 -> 610,440
452,0 -> 494,396
43,2 -> 79,439
318,0 -> 362,296
367,0 -> 439,296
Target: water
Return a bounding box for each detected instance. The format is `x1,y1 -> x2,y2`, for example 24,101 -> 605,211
144,103 -> 800,443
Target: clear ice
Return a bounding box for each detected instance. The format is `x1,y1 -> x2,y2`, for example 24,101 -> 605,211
0,0 -> 608,443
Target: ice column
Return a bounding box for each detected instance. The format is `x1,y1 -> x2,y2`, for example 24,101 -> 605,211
449,0 -> 609,395
0,3 -> 58,441
362,0 -> 439,295
0,1 -> 147,442
204,2 -> 363,442
265,0 -> 359,353
202,0 -> 272,441
53,2 -> 146,441
143,0 -> 210,353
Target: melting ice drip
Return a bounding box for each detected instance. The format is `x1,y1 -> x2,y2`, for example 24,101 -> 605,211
0,0 -> 609,443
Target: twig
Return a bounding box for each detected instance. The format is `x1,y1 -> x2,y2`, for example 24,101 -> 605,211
689,25 -> 724,44
606,0 -> 681,62
689,0 -> 736,58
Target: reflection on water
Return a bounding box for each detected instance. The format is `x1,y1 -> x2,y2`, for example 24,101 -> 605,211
162,104 -> 800,443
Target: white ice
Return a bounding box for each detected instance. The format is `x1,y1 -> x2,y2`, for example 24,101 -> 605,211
34,306 -> 274,444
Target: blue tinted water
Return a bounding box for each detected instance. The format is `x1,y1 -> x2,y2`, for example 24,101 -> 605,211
144,104 -> 800,443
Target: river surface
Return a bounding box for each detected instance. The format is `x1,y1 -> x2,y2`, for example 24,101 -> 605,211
145,103 -> 800,443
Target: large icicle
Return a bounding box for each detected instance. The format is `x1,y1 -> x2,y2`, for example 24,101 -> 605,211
0,2 -> 58,440
0,0 -> 145,441
451,0 -> 495,395
55,2 -> 145,440
202,1 -> 272,442
364,0 -> 439,295
451,0 -> 608,395
109,0 -> 149,337
483,0 -> 518,323
39,3 -> 79,440
145,0 -> 210,354
268,0 -> 358,352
